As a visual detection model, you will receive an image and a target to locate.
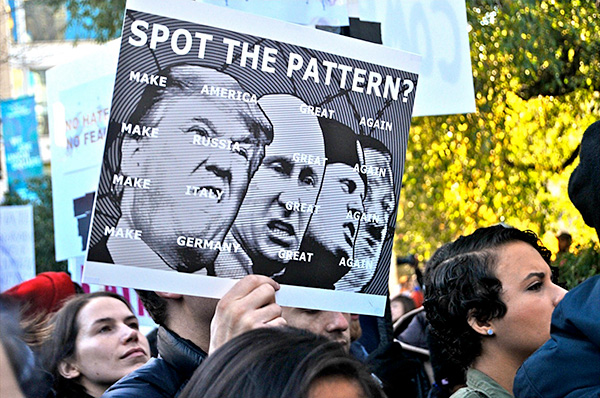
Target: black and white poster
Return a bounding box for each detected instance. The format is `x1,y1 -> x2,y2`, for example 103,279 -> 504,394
84,0 -> 420,316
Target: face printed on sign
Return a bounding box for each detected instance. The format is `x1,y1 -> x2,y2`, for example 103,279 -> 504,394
307,163 -> 365,260
119,65 -> 272,272
354,144 -> 395,262
233,95 -> 326,266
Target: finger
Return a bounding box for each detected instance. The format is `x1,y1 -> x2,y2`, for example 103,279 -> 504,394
239,302 -> 283,328
264,317 -> 287,328
233,282 -> 278,311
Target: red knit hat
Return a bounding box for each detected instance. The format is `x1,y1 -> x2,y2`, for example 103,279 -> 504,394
1,272 -> 76,317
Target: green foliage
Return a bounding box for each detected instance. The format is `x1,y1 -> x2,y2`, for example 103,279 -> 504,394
554,242 -> 600,290
1,176 -> 67,274
42,0 -> 126,42
396,1 -> 600,264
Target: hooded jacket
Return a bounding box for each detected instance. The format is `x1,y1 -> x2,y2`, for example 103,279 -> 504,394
513,275 -> 600,398
102,327 -> 207,398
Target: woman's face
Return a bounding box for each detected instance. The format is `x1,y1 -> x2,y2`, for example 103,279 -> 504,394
489,241 -> 567,362
66,297 -> 150,397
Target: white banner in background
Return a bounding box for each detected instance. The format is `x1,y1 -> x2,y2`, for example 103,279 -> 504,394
380,0 -> 475,116
199,0 -> 349,26
0,205 -> 36,292
47,41 -> 119,261
203,0 -> 476,116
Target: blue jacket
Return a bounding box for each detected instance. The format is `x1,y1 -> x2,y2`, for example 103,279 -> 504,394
102,327 -> 207,398
514,275 -> 600,398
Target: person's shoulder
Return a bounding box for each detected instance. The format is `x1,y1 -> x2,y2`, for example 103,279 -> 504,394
101,358 -> 180,398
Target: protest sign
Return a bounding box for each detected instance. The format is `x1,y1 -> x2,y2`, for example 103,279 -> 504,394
0,97 -> 43,200
200,0 -> 349,26
380,0 -> 475,116
47,41 -> 119,261
200,0 -> 475,117
84,0 -> 420,316
0,205 -> 35,292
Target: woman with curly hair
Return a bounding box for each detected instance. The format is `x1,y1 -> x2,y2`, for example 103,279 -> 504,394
424,225 -> 567,398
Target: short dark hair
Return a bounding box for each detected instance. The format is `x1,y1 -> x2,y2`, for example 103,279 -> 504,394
319,118 -> 368,196
135,289 -> 167,325
427,224 -> 551,270
179,327 -> 385,398
423,224 -> 551,370
391,294 -> 416,314
42,291 -> 134,396
357,134 -> 392,160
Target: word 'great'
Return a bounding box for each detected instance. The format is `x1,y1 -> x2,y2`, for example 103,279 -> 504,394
299,104 -> 335,119
286,201 -> 320,214
278,249 -> 314,262
292,153 -> 327,167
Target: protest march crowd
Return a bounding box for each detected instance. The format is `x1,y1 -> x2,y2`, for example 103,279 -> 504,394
1,120 -> 598,398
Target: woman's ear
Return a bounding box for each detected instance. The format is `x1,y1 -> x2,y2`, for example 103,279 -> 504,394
58,360 -> 80,380
467,312 -> 494,337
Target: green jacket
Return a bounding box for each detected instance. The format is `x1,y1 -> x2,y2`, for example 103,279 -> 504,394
451,368 -> 513,398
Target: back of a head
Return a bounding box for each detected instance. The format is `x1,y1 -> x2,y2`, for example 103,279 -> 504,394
569,120 -> 600,239
0,299 -> 53,398
179,327 -> 386,398
318,118 -> 367,194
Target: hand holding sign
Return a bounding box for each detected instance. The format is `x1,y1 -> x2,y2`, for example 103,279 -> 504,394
209,275 -> 286,354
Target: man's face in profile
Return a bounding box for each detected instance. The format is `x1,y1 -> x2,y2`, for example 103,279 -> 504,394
233,96 -> 325,264
354,147 -> 394,260
123,92 -> 269,269
281,308 -> 351,351
307,163 -> 364,259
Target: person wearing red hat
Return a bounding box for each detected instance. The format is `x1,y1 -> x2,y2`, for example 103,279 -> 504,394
1,272 -> 77,319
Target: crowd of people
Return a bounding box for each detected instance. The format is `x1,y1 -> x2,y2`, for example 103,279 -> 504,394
1,122 -> 598,397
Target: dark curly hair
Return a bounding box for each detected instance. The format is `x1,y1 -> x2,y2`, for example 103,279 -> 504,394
423,224 -> 550,371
